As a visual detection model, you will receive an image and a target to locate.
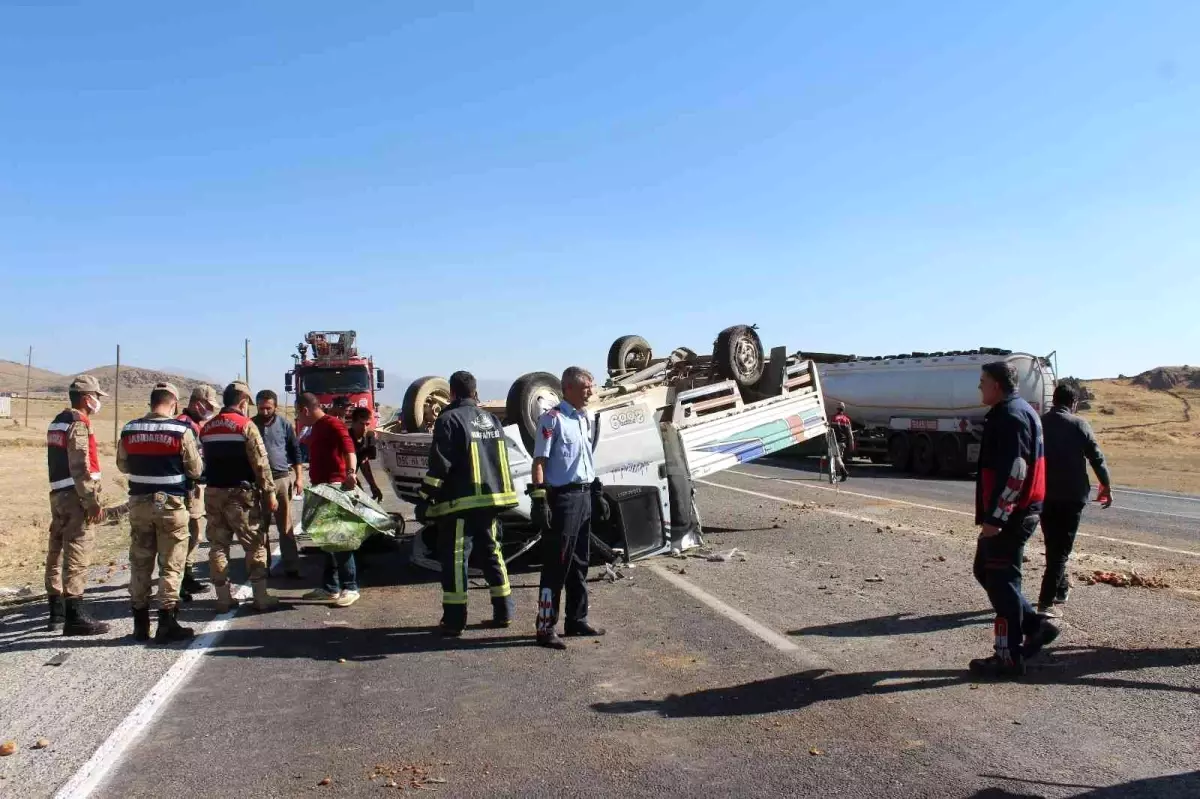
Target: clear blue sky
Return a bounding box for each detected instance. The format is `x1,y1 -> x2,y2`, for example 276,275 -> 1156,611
2,1 -> 1197,401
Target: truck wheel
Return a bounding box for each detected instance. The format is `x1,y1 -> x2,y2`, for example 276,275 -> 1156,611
506,371 -> 563,452
912,433 -> 939,477
888,433 -> 912,471
607,335 -> 653,376
936,434 -> 964,476
712,325 -> 765,387
402,376 -> 451,432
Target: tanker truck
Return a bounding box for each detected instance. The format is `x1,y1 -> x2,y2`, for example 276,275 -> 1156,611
808,348 -> 1056,477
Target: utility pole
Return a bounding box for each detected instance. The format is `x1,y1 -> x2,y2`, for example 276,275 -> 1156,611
114,344 -> 121,443
23,346 -> 32,428
244,338 -> 251,390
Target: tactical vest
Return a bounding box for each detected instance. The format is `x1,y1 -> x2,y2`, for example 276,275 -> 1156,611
121,416 -> 192,496
176,409 -> 202,436
200,409 -> 255,488
47,409 -> 100,493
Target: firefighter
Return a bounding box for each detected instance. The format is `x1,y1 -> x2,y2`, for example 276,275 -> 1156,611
177,384 -> 219,599
44,374 -> 111,636
528,366 -> 610,650
117,382 -> 204,642
830,402 -> 853,481
415,371 -> 518,636
199,381 -> 279,613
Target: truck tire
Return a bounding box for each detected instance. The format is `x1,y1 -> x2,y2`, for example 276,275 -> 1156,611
888,433 -> 912,472
607,335 -> 653,376
712,325 -> 765,388
402,376 -> 451,433
936,434 -> 965,476
912,433 -> 939,477
506,371 -> 563,452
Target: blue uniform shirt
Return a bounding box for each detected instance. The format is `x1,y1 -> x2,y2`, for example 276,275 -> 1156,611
533,400 -> 595,487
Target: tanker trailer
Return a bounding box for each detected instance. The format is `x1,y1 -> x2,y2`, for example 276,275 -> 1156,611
808,348 -> 1056,477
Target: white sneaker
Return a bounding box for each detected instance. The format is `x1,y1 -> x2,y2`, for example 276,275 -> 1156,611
1037,604 -> 1063,619
302,588 -> 339,602
333,590 -> 360,607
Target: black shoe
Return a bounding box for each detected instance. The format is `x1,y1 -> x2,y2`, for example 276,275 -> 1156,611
154,608 -> 195,643
968,654 -> 1026,679
181,569 -> 207,597
179,586 -> 194,603
564,622 -> 606,637
1023,619 -> 1061,659
536,632 -> 567,650
438,623 -> 463,638
132,607 -> 152,641
46,596 -> 66,633
62,599 -> 111,637
483,618 -> 512,629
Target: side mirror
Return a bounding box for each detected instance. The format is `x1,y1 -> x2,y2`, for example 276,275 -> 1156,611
284,372 -> 294,393
376,369 -> 385,390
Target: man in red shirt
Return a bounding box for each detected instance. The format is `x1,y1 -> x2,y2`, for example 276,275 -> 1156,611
295,393 -> 360,607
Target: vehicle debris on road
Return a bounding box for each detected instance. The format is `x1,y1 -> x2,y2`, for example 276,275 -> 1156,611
1082,570 -> 1170,589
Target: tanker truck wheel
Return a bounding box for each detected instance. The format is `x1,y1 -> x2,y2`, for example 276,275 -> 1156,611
506,371 -> 563,452
402,376 -> 451,432
912,433 -> 939,477
888,433 -> 912,472
607,335 -> 653,376
713,324 -> 765,388
936,434 -> 965,476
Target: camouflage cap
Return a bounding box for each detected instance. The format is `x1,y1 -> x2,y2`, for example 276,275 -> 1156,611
68,374 -> 109,397
189,385 -> 219,406
225,381 -> 251,399
153,382 -> 180,399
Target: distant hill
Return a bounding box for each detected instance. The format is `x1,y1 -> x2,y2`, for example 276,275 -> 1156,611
1129,366 -> 1200,391
82,365 -> 215,398
0,359 -> 71,394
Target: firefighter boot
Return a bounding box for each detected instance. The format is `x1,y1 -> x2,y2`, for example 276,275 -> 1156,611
214,582 -> 239,614
154,607 -> 194,643
251,580 -> 280,612
46,595 -> 66,633
132,606 -> 152,642
62,598 -> 111,637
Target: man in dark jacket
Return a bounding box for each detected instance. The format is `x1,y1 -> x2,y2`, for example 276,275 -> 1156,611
1038,384 -> 1112,617
416,371 -> 518,636
971,361 -> 1059,678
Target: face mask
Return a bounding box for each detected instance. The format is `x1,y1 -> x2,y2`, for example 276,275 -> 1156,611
85,395 -> 102,416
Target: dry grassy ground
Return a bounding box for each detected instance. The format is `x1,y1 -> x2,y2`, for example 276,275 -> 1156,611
1080,380 -> 1200,495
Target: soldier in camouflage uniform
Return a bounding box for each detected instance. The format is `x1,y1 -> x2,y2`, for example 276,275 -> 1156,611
44,374 -> 111,636
176,384 -> 219,599
117,382 -> 205,642
200,382 -> 279,613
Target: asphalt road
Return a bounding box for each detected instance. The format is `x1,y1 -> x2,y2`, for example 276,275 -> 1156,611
4,468 -> 1196,799
745,456 -> 1200,550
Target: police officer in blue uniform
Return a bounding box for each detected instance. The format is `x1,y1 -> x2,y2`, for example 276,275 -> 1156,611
528,366 -> 610,649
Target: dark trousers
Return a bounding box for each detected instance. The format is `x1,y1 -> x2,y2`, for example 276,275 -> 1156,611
1039,499 -> 1085,607
536,490 -> 591,636
973,512 -> 1042,662
323,551 -> 358,595
437,510 -> 512,631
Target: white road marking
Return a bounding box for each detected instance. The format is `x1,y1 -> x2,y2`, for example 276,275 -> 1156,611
650,564 -> 825,668
1114,487 -> 1200,503
700,478 -> 1200,559
57,543 -> 283,798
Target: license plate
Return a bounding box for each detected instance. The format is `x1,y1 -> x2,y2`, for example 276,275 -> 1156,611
394,454 -> 427,469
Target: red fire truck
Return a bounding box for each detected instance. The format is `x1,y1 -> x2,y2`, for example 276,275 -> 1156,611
285,331 -> 385,441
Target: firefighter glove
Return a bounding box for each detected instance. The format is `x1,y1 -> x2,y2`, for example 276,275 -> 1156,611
590,478 -> 611,522
527,484 -> 551,532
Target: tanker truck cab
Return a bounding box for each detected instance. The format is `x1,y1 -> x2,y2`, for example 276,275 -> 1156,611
812,348 -> 1057,478
377,331 -> 835,570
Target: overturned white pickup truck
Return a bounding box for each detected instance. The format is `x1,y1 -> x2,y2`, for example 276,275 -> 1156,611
377,325 -> 835,569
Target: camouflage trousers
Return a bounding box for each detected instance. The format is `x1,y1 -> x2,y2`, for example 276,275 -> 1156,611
128,493 -> 190,610
46,491 -> 95,598
205,486 -> 269,586
184,484 -> 206,568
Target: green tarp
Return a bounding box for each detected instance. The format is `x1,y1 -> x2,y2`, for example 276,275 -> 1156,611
301,484 -> 401,552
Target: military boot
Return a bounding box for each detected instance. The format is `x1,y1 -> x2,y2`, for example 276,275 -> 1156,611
180,566 -> 207,599
62,598 -> 111,637
46,595 -> 66,633
251,580 -> 280,612
154,607 -> 195,643
214,582 -> 239,614
132,606 -> 152,641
